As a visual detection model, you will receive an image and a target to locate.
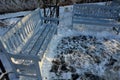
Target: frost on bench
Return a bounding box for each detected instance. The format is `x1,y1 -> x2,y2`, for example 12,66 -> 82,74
73,4 -> 119,19
0,8 -> 42,54
0,8 -> 57,80
72,4 -> 120,34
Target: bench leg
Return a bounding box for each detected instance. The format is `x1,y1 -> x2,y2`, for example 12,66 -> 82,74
5,54 -> 19,79
35,62 -> 42,80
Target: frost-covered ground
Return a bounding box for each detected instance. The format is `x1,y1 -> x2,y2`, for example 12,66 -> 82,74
40,5 -> 120,80
48,35 -> 120,80
0,2 -> 120,80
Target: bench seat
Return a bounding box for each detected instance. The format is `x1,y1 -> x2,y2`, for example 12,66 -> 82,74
73,16 -> 120,27
22,23 -> 57,59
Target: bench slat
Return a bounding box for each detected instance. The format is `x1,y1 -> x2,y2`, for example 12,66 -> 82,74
73,16 -> 116,23
13,35 -> 19,48
22,24 -> 46,54
73,18 -> 120,26
29,24 -> 51,56
14,64 -> 36,71
3,40 -> 11,52
21,29 -> 27,40
14,64 -> 37,76
8,38 -> 15,51
37,24 -> 57,58
15,32 -> 22,47
10,36 -> 17,50
17,73 -> 38,78
73,20 -> 120,27
73,4 -> 119,19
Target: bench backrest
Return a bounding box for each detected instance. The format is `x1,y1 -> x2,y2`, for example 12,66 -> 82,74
73,4 -> 119,20
0,8 -> 43,54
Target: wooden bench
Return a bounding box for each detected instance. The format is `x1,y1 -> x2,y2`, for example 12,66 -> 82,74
0,8 -> 58,80
72,4 -> 120,34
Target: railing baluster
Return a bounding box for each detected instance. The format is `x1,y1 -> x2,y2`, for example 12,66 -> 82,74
9,37 -> 16,51
16,32 -> 22,46
18,30 -> 25,43
28,20 -> 32,32
4,40 -> 11,52
27,21 -> 31,34
23,27 -> 28,37
7,38 -> 14,52
26,23 -> 30,35
11,35 -> 17,50
24,27 -> 29,37
14,33 -> 19,48
21,29 -> 26,42
21,28 -> 26,40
